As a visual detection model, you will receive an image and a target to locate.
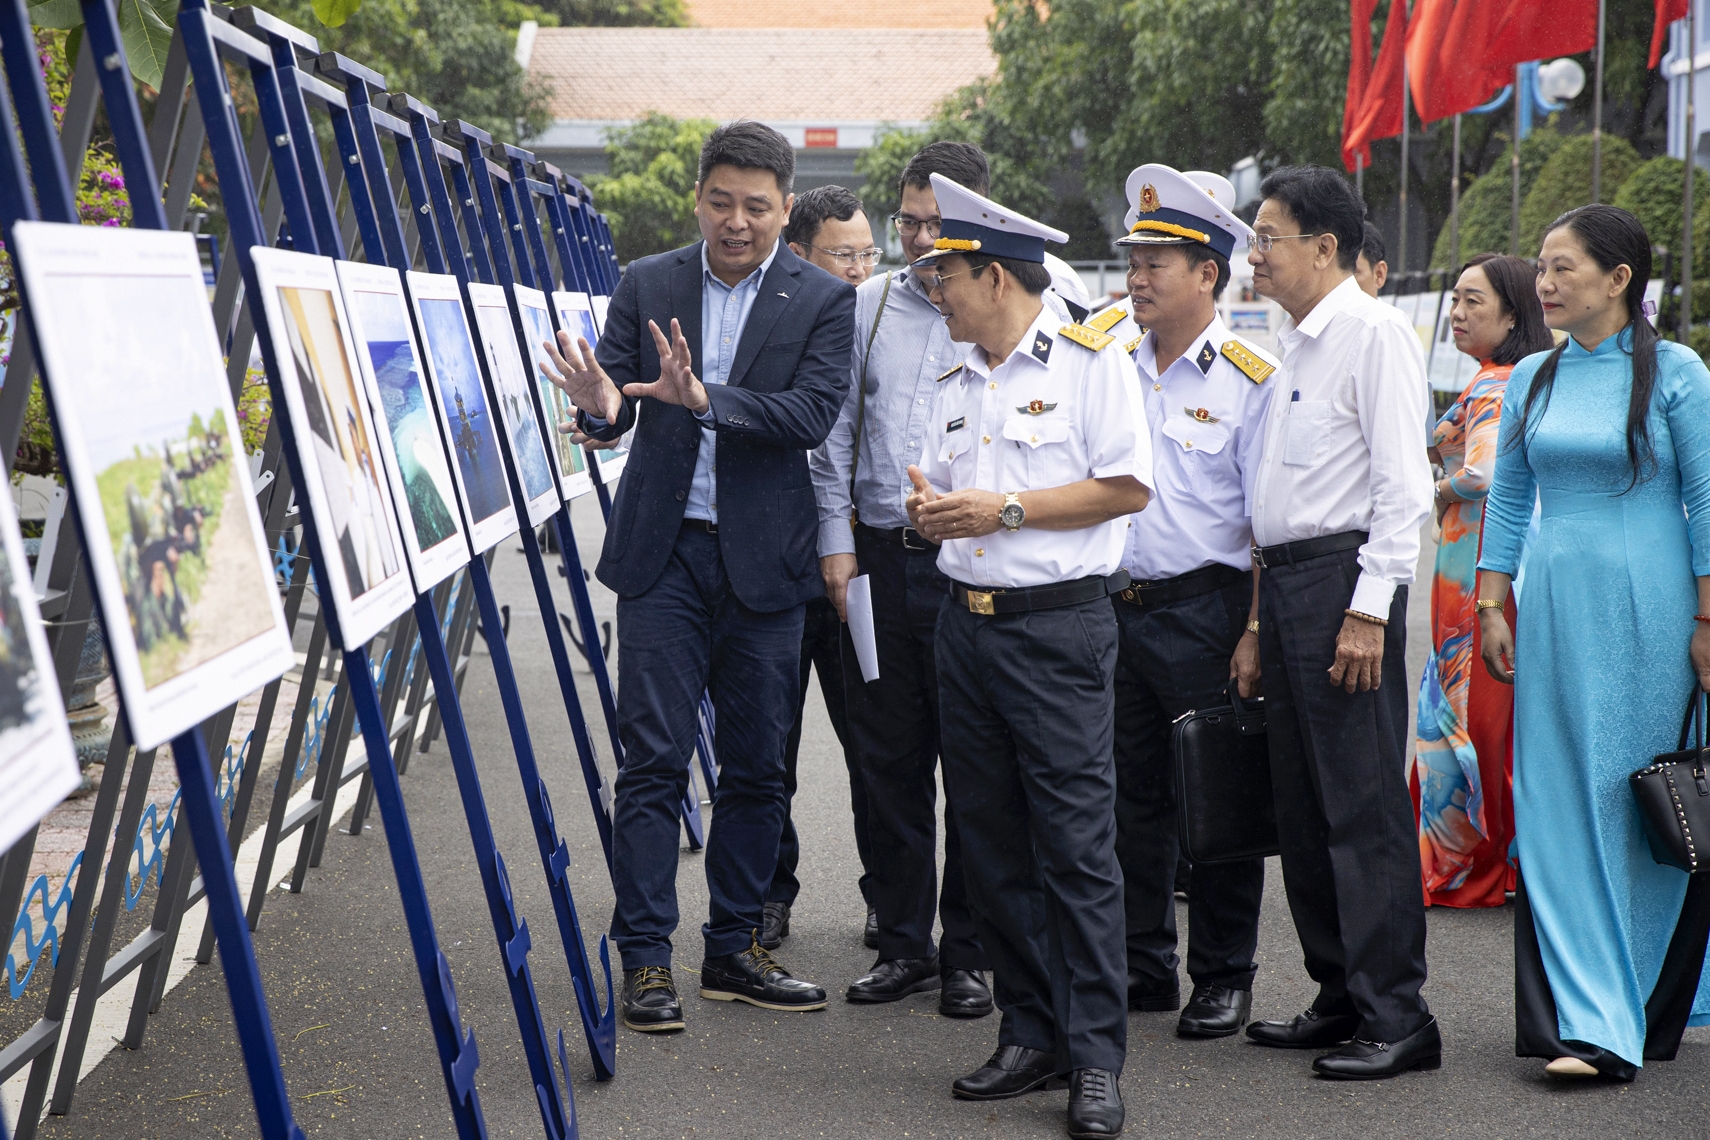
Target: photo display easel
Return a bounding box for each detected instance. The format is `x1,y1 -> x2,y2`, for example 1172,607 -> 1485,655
0,1 -> 647,1136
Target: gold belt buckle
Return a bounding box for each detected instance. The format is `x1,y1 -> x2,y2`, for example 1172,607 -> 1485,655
966,589 -> 996,615
1122,587 -> 1141,605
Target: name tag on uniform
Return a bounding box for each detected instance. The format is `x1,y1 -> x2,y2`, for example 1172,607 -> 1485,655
946,417 -> 966,432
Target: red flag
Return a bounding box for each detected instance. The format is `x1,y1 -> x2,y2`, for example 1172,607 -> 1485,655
1432,0 -> 1514,118
1652,0 -> 1691,69
1345,0 -> 1409,166
1483,0 -> 1598,70
1406,0 -> 1454,121
1343,0 -> 1379,171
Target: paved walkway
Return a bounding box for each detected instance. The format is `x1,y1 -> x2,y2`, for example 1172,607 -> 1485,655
31,499 -> 1710,1137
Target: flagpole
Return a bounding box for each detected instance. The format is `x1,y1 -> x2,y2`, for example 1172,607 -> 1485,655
1356,153 -> 1364,197
1450,113 -> 1462,271
1511,63 -> 1522,255
1400,53 -> 1410,277
1684,5 -> 1696,342
1592,0 -> 1607,201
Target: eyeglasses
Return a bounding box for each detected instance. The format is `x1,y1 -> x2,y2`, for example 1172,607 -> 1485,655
812,246 -> 884,267
920,268 -> 978,292
1249,232 -> 1326,253
891,213 -> 943,238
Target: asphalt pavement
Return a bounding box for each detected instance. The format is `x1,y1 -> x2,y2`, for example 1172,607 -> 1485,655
35,498 -> 1710,1139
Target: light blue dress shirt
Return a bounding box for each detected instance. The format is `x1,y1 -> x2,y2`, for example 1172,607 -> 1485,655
685,240 -> 778,521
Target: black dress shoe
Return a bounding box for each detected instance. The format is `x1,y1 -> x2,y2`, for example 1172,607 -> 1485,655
1177,985 -> 1251,1038
1246,1008 -> 1361,1049
846,955 -> 941,1003
1127,971 -> 1180,1012
760,901 -> 791,950
940,969 -> 994,1019
1066,1068 -> 1124,1138
1312,1017 -> 1441,1080
700,933 -> 828,1012
951,1045 -> 1064,1100
621,966 -> 685,1032
864,905 -> 879,949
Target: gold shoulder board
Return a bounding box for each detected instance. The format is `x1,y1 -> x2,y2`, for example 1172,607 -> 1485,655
937,363 -> 964,382
1059,323 -> 1115,352
1085,306 -> 1128,334
1220,339 -> 1276,384
1123,335 -> 1144,354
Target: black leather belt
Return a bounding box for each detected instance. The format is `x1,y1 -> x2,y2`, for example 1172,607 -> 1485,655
1251,529 -> 1367,570
682,518 -> 718,534
1116,562 -> 1247,608
951,571 -> 1131,616
855,522 -> 938,552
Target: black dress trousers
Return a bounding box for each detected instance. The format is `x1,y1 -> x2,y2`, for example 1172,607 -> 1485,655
770,594 -> 873,907
841,525 -> 983,968
1112,577 -> 1264,995
1256,545 -> 1430,1043
937,595 -> 1127,1075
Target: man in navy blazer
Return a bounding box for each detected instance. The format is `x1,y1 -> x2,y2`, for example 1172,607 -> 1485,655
543,121 -> 855,1033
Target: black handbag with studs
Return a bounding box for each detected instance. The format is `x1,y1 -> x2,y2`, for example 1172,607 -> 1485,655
1630,691 -> 1710,874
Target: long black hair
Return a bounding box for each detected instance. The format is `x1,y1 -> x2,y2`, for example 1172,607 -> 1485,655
1459,253 -> 1554,366
1508,204 -> 1659,491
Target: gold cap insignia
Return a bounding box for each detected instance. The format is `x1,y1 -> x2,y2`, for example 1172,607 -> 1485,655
1138,184 -> 1160,213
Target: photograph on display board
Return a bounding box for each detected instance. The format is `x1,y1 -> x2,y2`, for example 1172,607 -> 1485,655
405,272 -> 518,556
12,223 -> 293,750
466,282 -> 561,528
556,289 -> 629,483
251,248 -> 415,651
0,487 -> 80,854
335,261 -> 471,593
515,284 -> 592,501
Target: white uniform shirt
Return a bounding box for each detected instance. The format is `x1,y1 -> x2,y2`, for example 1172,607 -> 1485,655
1250,275 -> 1432,616
1123,314 -> 1278,581
918,304 -> 1154,589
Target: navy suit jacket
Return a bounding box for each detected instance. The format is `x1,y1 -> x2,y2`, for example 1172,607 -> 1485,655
584,240 -> 855,612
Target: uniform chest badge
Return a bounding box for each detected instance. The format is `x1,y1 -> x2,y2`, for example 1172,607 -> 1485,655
1186,406 -> 1220,424
1138,184 -> 1160,213
1031,332 -> 1053,363
1018,400 -> 1058,415
946,417 -> 966,432
1195,341 -> 1216,373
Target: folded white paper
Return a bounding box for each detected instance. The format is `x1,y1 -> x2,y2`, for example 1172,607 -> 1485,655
846,574 -> 880,683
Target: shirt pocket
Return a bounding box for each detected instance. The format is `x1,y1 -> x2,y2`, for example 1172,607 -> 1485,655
1001,414 -> 1076,487
1160,416 -> 1230,495
1282,399 -> 1333,468
936,429 -> 974,485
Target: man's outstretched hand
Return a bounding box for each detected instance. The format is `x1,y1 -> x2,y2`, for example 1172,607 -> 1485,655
542,330 -> 623,423
622,319 -> 710,415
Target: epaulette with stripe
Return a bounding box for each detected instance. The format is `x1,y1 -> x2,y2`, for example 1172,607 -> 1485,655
1124,334 -> 1144,354
1220,338 -> 1277,384
937,364 -> 964,382
1085,306 -> 1128,334
1058,323 -> 1115,352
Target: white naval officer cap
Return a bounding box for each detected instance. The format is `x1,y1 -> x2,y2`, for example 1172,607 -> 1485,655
911,172 -> 1069,267
1116,163 -> 1255,261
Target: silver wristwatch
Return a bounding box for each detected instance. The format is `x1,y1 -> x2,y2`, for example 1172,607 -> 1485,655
1000,492 -> 1025,531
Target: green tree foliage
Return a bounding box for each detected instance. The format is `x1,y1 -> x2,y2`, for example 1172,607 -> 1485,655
587,113 -> 714,263
1613,155 -> 1710,258
531,0 -> 686,25
1429,127 -> 1565,267
29,0 -> 174,89
1517,134 -> 1642,256
266,0 -> 553,143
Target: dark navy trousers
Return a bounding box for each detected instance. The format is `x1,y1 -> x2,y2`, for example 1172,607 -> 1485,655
937,595 -> 1127,1074
1112,579 -> 1265,994
609,526 -> 804,967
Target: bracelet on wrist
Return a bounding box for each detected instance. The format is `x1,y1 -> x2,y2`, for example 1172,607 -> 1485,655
1695,614 -> 1710,624
1344,608 -> 1388,627
1245,619 -> 1260,635
1474,599 -> 1505,613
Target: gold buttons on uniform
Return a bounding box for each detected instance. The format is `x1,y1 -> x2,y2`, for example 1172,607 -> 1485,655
975,548 -> 985,556
1186,441 -> 1193,449
988,381 -> 997,390
1030,434 -> 1038,442
1153,383 -> 1161,391
982,435 -> 991,444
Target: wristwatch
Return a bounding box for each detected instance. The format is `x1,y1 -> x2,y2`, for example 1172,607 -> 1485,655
1000,492 -> 1025,531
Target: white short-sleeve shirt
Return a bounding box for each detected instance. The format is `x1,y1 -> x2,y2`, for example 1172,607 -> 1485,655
918,305 -> 1154,589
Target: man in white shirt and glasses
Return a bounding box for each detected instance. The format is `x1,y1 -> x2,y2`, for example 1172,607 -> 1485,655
1243,165 -> 1438,1079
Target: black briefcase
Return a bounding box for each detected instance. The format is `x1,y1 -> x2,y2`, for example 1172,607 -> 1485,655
1171,685 -> 1279,864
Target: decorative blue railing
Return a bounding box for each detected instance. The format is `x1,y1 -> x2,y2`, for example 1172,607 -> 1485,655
4,853 -> 82,1000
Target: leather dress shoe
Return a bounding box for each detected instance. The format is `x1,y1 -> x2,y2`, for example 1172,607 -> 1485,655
940,969 -> 994,1019
1127,971 -> 1180,1012
621,966 -> 685,1032
1066,1068 -> 1124,1138
864,905 -> 879,949
1245,1007 -> 1360,1049
1177,985 -> 1251,1038
700,932 -> 827,1012
760,901 -> 791,950
952,1045 -> 1065,1100
1312,1016 -> 1441,1080
846,955 -> 941,1003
